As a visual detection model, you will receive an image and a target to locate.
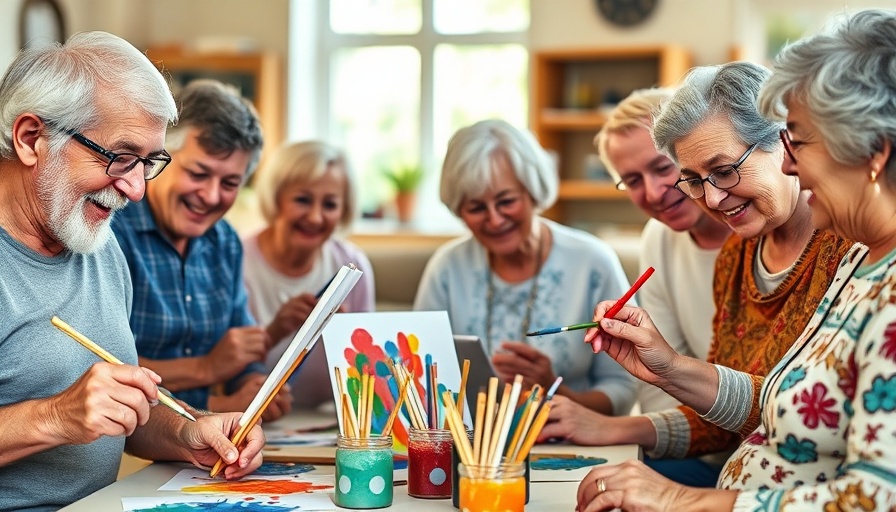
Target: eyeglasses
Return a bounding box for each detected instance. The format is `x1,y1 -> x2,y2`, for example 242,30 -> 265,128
779,129 -> 797,164
69,132 -> 171,181
674,142 -> 758,200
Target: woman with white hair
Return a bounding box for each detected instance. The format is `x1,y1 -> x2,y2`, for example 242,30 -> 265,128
576,9 -> 896,511
414,119 -> 637,415
242,140 -> 375,408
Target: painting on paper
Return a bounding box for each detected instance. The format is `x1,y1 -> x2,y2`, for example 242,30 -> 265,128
158,467 -> 334,495
321,311 -> 464,452
122,495 -> 335,511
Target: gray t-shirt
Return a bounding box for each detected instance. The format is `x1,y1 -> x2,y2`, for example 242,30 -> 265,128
0,227 -> 136,512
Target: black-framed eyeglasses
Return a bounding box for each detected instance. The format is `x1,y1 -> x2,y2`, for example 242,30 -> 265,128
779,129 -> 797,164
68,132 -> 171,181
673,142 -> 759,200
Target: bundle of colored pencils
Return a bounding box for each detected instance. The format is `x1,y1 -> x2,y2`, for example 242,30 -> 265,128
385,358 -> 444,430
442,375 -> 562,477
334,366 -> 411,438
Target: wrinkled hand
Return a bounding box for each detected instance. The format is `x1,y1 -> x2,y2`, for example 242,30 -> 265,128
205,327 -> 272,383
46,362 -> 160,445
491,341 -> 557,389
176,412 -> 265,480
537,395 -> 612,445
269,294 -> 317,342
208,374 -> 292,422
583,302 -> 678,388
576,460 -> 692,512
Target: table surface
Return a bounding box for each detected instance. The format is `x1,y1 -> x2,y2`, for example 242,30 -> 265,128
63,410 -> 640,511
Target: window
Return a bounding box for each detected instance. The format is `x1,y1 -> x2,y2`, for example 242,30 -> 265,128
290,0 -> 529,229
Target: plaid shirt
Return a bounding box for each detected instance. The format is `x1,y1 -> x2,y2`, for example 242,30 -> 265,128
111,199 -> 260,409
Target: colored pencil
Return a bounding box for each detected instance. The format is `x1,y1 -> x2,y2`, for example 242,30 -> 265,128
50,316 -> 196,422
526,266 -> 656,337
456,358 -> 470,421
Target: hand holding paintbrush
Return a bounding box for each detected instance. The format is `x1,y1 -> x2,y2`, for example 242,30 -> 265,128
527,267 -> 655,354
51,316 -> 196,422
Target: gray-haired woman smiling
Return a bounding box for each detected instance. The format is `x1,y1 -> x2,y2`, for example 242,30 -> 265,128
576,9 -> 896,511
540,60 -> 854,489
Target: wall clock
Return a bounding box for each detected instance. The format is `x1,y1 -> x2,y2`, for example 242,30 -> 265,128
19,0 -> 66,48
595,0 -> 658,27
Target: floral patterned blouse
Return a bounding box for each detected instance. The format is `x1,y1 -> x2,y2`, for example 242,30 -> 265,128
718,244 -> 896,510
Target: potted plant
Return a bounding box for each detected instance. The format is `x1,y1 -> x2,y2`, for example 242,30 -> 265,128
382,164 -> 424,223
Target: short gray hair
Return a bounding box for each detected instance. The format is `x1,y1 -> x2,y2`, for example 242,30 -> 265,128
165,79 -> 264,182
0,31 -> 177,158
653,62 -> 782,162
760,9 -> 896,179
440,119 -> 558,216
255,140 -> 356,227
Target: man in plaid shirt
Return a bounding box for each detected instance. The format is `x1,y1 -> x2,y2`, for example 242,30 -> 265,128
112,80 -> 291,421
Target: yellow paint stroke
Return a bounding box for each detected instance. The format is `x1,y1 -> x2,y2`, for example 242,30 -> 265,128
182,479 -> 332,494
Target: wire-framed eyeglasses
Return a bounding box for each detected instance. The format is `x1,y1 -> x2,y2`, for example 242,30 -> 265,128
673,142 -> 758,200
69,131 -> 171,181
43,118 -> 170,181
779,129 -> 798,164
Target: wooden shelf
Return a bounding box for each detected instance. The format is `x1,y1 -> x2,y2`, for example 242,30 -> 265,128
539,109 -> 606,131
558,180 -> 626,200
533,45 -> 692,227
145,48 -> 284,166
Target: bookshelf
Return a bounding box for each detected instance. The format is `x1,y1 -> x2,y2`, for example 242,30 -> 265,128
145,47 -> 284,169
532,46 -> 692,229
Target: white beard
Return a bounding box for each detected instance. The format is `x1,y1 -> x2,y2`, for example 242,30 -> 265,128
36,159 -> 129,254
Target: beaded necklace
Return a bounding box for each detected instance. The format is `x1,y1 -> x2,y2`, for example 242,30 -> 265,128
484,233 -> 546,352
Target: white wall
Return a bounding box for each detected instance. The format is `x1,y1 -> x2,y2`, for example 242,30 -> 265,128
0,0 -> 289,68
530,0 -> 738,65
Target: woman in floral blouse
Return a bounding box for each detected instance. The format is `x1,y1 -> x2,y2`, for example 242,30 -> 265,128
576,9 -> 896,512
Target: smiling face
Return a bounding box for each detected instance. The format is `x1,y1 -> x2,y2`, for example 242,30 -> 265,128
458,153 -> 537,257
605,126 -> 706,232
35,102 -> 166,254
146,127 -> 250,254
674,115 -> 797,240
781,100 -> 871,239
270,163 -> 347,255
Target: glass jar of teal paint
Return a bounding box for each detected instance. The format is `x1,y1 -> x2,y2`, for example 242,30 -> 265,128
335,435 -> 394,509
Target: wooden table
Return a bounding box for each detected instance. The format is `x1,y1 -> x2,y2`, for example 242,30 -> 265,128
64,410 -> 640,511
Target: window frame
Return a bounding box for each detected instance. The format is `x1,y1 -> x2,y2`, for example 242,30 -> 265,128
288,0 -> 530,225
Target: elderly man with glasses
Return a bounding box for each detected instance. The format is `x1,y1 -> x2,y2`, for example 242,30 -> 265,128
0,33 -> 264,512
111,80 -> 292,422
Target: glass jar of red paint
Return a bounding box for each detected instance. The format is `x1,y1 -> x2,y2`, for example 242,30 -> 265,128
407,427 -> 453,498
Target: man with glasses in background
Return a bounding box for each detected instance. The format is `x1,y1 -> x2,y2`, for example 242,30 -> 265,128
112,80 -> 292,422
0,34 -> 263,511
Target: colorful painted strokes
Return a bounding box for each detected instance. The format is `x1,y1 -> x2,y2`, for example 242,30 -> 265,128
531,455 -> 607,471
529,455 -> 607,483
252,462 -> 316,476
122,495 -> 333,511
322,311 -> 463,453
158,469 -> 334,495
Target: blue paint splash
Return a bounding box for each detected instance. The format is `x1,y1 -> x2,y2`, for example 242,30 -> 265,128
128,501 -> 293,511
251,462 -> 315,475
531,456 -> 607,471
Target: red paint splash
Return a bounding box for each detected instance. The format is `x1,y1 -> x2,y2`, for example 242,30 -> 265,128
182,479 -> 332,494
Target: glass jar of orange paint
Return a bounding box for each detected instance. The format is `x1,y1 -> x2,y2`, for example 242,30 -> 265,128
457,461 -> 526,512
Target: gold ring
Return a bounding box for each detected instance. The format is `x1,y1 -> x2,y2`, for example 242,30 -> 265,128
595,477 -> 606,494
